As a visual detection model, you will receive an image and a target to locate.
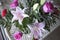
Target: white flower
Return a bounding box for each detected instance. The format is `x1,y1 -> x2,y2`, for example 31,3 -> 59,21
11,6 -> 29,24
27,20 -> 45,39
33,3 -> 39,10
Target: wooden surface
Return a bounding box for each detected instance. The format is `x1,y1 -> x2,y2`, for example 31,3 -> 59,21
43,26 -> 60,40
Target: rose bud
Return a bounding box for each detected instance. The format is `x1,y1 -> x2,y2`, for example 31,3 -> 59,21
13,31 -> 23,40
1,8 -> 7,17
43,2 -> 54,13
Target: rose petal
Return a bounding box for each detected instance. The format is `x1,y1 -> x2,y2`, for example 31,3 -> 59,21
13,31 -> 23,40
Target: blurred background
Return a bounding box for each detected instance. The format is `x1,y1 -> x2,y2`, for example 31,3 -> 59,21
0,0 -> 60,40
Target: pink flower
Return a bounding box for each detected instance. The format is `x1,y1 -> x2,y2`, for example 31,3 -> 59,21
10,0 -> 18,9
27,20 -> 45,39
43,2 -> 54,13
13,31 -> 23,40
11,7 -> 29,24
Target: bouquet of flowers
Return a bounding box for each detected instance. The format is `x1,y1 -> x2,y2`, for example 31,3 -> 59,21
0,0 -> 60,40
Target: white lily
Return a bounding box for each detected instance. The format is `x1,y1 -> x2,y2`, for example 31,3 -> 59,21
11,6 -> 29,24
27,20 -> 45,39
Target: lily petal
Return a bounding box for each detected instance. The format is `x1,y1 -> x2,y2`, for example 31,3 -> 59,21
38,22 -> 45,29
22,14 -> 29,18
18,19 -> 23,25
12,16 -> 18,22
16,6 -> 24,13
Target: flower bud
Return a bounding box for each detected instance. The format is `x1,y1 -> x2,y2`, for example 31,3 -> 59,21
10,0 -> 18,9
13,31 -> 23,40
33,3 -> 39,10
43,2 -> 54,13
1,9 -> 7,17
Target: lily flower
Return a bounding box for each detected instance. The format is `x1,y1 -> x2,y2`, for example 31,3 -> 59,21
27,20 -> 45,39
11,6 -> 29,24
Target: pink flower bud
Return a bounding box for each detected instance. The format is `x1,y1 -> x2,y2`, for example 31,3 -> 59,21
10,0 -> 18,9
43,2 -> 54,13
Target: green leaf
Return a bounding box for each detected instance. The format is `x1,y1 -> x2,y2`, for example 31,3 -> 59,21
14,20 -> 30,34
27,0 -> 40,7
40,0 -> 46,5
22,17 -> 33,25
22,17 -> 29,25
6,10 -> 13,21
14,21 -> 25,32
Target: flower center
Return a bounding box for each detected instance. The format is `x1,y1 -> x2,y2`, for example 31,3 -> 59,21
17,12 -> 24,20
33,26 -> 39,31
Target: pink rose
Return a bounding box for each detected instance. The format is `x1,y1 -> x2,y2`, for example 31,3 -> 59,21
13,32 -> 23,40
43,2 -> 54,13
10,0 -> 18,9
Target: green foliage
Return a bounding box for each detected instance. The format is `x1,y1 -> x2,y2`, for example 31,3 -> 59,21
0,0 -> 60,34
14,20 -> 30,34
0,16 -> 5,25
6,11 -> 12,31
27,0 -> 40,7
40,0 -> 46,5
